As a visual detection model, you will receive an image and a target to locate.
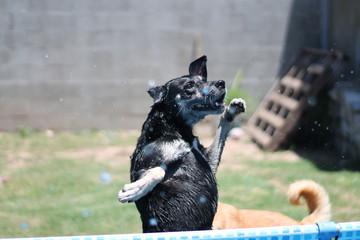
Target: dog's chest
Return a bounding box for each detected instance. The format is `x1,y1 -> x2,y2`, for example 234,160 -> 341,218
163,137 -> 211,180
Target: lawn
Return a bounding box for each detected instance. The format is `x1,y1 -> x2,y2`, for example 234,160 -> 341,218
0,129 -> 359,238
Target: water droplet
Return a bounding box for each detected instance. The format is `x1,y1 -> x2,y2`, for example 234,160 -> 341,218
44,53 -> 48,59
202,88 -> 210,95
228,107 -> 236,115
199,195 -> 207,203
307,96 -> 317,106
160,163 -> 167,171
59,98 -> 63,102
20,222 -> 29,230
100,172 -> 112,184
149,218 -> 158,226
148,80 -> 156,87
82,209 -> 90,218
49,184 -> 55,191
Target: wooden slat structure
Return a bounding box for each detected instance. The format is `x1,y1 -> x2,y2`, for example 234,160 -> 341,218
246,48 -> 346,150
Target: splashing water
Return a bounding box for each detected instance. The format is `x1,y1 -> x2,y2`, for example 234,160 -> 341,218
100,172 -> 112,184
159,191 -> 166,198
49,184 -> 55,191
227,107 -> 237,116
307,96 -> 317,106
160,163 -> 168,171
202,88 -> 210,95
149,218 -> 158,226
20,222 -> 29,230
148,80 -> 156,87
199,195 -> 207,203
82,209 -> 90,218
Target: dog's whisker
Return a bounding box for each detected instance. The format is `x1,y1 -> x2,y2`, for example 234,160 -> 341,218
205,95 -> 211,105
164,98 -> 177,105
176,105 -> 185,117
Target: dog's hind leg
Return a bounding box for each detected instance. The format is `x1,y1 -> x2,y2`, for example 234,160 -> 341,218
118,166 -> 166,203
206,98 -> 246,174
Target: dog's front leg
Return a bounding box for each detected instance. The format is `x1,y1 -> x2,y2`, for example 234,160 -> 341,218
118,139 -> 191,203
206,98 -> 246,174
118,166 -> 166,203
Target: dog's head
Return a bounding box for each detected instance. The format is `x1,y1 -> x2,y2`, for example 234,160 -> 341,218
148,56 -> 226,126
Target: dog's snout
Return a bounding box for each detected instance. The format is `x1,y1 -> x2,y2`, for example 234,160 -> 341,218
215,80 -> 225,89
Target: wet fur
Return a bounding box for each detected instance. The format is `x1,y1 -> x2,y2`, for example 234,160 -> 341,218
118,56 -> 245,232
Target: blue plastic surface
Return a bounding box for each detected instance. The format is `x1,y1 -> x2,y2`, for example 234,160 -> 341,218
2,222 -> 360,240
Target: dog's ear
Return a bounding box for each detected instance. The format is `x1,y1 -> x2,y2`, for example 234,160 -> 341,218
189,55 -> 207,80
147,86 -> 166,104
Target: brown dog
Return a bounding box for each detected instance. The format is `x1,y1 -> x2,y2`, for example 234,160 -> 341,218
213,180 -> 331,229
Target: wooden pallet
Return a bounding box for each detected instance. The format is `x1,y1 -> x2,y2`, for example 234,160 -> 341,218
246,48 -> 346,150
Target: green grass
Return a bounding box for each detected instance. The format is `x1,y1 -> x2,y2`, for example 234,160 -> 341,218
1,158 -> 137,236
0,130 -> 359,237
0,130 -> 140,237
217,157 -> 360,222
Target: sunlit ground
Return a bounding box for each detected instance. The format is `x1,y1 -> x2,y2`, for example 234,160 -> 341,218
0,129 -> 359,237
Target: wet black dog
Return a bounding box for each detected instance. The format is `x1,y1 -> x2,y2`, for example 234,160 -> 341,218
118,56 -> 245,232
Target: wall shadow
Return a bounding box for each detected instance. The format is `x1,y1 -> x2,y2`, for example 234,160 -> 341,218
276,0 -> 360,171
278,0 -> 323,78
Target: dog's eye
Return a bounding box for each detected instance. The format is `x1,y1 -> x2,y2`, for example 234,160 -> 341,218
184,81 -> 195,90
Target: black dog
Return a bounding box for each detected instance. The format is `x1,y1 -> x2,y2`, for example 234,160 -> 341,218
118,56 -> 245,233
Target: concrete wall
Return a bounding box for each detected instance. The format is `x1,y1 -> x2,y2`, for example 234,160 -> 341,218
279,0 -> 322,76
0,0 -> 324,130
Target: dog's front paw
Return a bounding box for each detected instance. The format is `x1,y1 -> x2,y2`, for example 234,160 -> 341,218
118,167 -> 165,203
224,98 -> 246,122
118,181 -> 147,203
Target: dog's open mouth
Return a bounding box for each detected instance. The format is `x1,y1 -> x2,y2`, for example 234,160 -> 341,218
191,94 -> 226,111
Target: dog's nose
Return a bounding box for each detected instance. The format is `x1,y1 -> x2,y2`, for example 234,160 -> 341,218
215,80 -> 225,89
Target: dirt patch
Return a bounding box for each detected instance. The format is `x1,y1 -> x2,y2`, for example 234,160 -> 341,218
3,129 -> 301,175
4,148 -> 34,174
55,146 -> 134,167
202,132 -> 301,171
3,145 -> 134,175
268,178 -> 289,193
